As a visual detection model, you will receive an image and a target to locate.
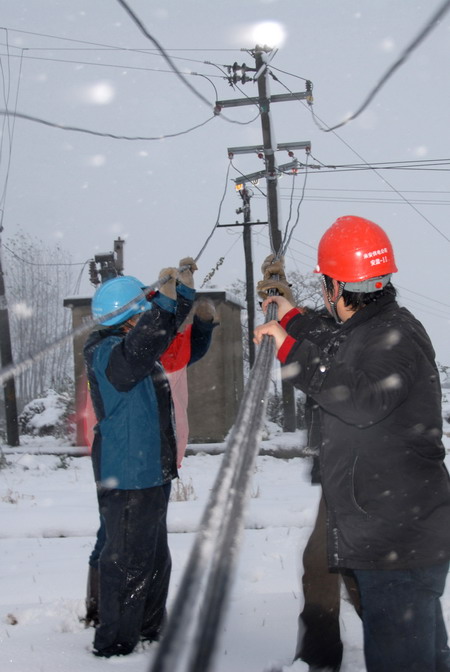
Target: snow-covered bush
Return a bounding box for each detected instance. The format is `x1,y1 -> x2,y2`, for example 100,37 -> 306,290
18,389 -> 74,440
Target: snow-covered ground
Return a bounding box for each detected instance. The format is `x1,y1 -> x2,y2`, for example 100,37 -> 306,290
1,405 -> 450,672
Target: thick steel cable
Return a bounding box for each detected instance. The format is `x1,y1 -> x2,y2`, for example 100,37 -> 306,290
188,338 -> 275,671
148,301 -> 278,672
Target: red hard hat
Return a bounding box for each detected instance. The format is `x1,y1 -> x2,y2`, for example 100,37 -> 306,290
314,215 -> 398,282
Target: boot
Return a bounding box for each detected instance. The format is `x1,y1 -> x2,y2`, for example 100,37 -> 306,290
85,565 -> 99,627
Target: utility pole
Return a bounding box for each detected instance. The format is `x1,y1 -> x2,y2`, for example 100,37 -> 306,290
216,46 -> 311,432
238,187 -> 256,368
255,47 -> 294,431
217,188 -> 265,369
0,237 -> 19,446
254,47 -> 282,253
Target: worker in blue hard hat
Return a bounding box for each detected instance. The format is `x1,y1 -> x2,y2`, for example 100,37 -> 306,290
84,258 -> 203,659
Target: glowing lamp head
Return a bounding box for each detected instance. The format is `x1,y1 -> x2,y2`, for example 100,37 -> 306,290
251,21 -> 286,49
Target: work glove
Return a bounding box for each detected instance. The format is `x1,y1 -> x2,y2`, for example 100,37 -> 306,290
159,267 -> 178,300
256,278 -> 295,305
178,257 -> 198,289
194,298 -> 216,323
260,253 -> 287,281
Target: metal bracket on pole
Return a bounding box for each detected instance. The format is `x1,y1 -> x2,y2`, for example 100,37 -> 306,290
227,141 -> 311,158
216,91 -> 309,109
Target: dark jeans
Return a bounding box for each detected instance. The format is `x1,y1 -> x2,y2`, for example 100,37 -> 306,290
354,562 -> 450,672
89,482 -> 171,569
295,495 -> 361,670
93,484 -> 172,657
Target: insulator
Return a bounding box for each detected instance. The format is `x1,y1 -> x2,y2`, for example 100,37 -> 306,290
88,261 -> 100,286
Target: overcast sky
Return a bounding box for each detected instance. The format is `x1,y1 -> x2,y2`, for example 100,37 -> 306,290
1,0 -> 449,364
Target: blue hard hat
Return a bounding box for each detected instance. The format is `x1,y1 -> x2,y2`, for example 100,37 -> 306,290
92,275 -> 152,326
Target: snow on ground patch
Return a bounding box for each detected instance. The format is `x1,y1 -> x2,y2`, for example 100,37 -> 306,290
1,438 -> 449,671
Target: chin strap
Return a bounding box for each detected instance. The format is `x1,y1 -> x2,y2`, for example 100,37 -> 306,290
322,276 -> 345,325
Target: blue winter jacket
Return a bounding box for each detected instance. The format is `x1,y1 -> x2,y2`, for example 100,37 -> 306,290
84,284 -> 195,490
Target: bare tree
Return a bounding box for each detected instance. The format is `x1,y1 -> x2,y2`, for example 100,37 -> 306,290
288,270 -> 323,310
3,231 -> 75,409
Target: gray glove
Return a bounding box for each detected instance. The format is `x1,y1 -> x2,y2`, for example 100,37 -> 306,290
194,298 -> 216,322
256,278 -> 295,304
178,257 -> 198,289
159,267 -> 178,300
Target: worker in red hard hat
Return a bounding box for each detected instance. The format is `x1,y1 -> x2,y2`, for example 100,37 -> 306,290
314,214 -> 398,324
254,216 -> 450,672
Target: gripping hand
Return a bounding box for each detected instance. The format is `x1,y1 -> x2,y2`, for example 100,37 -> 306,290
159,267 -> 178,300
178,257 -> 198,289
194,298 -> 216,323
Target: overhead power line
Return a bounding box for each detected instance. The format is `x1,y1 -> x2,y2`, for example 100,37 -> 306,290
273,194 -> 450,206
0,38 -> 23,231
308,158 -> 450,170
280,155 -> 310,257
3,243 -> 89,267
265,66 -> 450,244
283,187 -> 450,194
115,0 -> 214,112
194,160 -> 232,263
0,27 -> 238,56
0,48 -> 228,85
0,108 -> 217,140
321,0 -> 450,132
113,0 -> 257,127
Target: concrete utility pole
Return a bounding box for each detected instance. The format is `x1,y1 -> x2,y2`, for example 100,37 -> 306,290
0,239 -> 19,446
239,187 -> 256,368
253,47 -> 282,253
216,46 -> 311,432
217,188 -> 266,369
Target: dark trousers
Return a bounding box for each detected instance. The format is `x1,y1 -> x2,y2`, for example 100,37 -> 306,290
354,562 -> 450,672
295,495 -> 361,670
93,485 -> 171,657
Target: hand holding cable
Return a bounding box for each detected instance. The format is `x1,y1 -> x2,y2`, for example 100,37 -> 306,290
158,267 -> 178,300
177,256 -> 198,289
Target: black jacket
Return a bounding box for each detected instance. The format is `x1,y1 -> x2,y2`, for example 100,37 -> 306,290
279,295 -> 450,570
